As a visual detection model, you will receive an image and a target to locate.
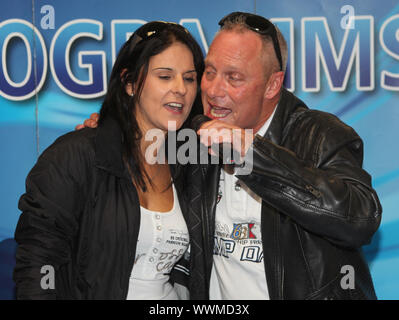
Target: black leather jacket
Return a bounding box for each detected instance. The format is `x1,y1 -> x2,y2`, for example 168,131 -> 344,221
14,117 -> 190,299
186,89 -> 382,300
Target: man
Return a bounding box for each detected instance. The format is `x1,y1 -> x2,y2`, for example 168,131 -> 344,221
81,12 -> 382,300
186,12 -> 381,300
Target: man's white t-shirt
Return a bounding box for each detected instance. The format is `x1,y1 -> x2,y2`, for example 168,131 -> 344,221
209,108 -> 276,300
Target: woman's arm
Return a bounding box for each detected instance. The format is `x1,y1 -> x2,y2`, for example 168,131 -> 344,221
14,132 -> 91,299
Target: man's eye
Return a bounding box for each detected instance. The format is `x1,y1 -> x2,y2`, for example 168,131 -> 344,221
205,70 -> 215,78
229,75 -> 241,81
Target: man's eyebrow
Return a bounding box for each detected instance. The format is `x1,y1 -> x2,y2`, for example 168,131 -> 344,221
204,60 -> 215,68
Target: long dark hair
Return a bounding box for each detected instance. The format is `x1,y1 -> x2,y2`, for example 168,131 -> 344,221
99,22 -> 204,191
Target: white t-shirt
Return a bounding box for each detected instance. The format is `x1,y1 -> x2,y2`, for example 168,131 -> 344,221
127,184 -> 189,300
209,108 -> 276,300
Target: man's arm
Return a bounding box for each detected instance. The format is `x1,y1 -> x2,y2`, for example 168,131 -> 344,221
237,121 -> 382,249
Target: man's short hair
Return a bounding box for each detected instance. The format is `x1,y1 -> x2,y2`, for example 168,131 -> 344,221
219,14 -> 288,73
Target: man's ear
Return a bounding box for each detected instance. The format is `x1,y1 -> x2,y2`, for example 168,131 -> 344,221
264,71 -> 284,100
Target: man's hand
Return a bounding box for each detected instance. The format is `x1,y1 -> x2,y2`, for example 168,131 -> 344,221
197,119 -> 254,161
75,113 -> 100,130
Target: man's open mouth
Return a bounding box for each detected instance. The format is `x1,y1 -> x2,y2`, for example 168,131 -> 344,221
208,104 -> 232,119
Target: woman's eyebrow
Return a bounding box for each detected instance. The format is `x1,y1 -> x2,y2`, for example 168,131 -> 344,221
152,67 -> 173,71
152,67 -> 196,73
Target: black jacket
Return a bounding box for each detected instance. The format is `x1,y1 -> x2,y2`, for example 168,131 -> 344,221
186,89 -> 382,300
13,117 -> 189,299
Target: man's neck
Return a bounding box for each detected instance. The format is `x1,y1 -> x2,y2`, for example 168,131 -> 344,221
253,103 -> 278,135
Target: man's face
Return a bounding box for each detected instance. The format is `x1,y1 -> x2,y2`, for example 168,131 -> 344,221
201,30 -> 271,132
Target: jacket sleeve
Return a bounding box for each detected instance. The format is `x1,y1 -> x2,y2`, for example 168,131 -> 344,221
237,117 -> 382,249
169,246 -> 191,300
13,134 -> 89,299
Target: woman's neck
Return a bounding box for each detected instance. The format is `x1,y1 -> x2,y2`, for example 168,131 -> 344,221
139,126 -> 167,166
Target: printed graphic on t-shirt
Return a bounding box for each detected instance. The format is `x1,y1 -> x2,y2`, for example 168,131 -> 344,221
134,228 -> 189,274
167,228 -> 189,246
213,222 -> 263,263
213,169 -> 264,263
231,223 -> 256,240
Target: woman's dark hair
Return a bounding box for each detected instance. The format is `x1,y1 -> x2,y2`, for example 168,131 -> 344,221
99,21 -> 204,191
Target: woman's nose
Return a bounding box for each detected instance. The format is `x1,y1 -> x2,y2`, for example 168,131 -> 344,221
172,75 -> 187,96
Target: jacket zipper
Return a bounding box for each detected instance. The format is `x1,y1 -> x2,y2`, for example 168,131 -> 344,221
201,165 -> 211,297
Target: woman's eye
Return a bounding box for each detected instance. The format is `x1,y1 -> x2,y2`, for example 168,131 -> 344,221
159,75 -> 171,80
184,77 -> 195,83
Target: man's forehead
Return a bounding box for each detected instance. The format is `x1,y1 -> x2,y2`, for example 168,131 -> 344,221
205,30 -> 264,66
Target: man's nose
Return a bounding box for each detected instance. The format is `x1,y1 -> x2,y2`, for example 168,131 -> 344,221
204,75 -> 225,98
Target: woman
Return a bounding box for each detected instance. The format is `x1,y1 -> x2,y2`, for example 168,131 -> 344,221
13,21 -> 204,300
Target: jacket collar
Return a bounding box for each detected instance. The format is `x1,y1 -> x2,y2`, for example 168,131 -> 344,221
94,116 -> 182,181
264,88 -> 308,145
93,89 -> 307,177
94,116 -> 128,178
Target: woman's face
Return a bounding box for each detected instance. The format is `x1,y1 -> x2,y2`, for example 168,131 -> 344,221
132,41 -> 198,133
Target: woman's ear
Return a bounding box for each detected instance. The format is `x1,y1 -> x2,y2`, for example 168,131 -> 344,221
125,82 -> 134,97
120,68 -> 135,96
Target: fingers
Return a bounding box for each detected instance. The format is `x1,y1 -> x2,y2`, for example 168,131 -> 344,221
75,112 -> 100,130
197,119 -> 238,146
199,127 -> 233,147
197,121 -> 254,158
83,119 -> 98,128
196,119 -> 234,133
90,112 -> 99,121
197,119 -> 240,146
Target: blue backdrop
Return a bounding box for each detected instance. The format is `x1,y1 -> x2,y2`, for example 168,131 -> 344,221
1,0 -> 398,299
